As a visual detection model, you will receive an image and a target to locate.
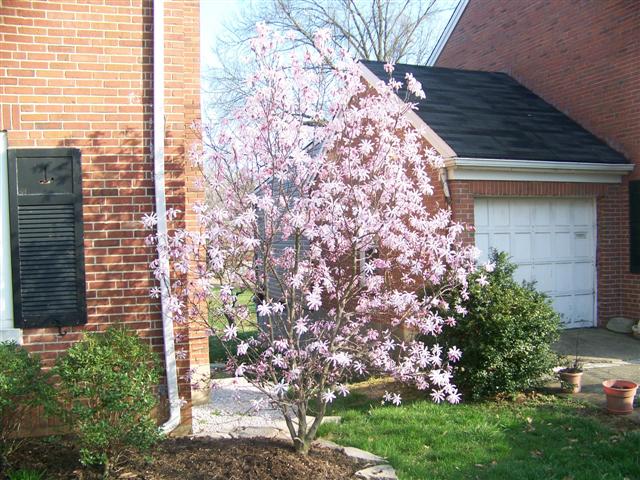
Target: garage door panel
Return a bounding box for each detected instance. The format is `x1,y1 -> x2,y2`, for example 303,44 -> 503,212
574,263 -> 594,290
552,296 -> 574,323
554,263 -> 574,293
533,202 -> 552,226
574,295 -> 595,325
554,201 -> 572,226
474,197 -> 595,329
554,232 -> 572,257
512,232 -> 532,261
533,232 -> 552,260
510,202 -> 531,226
574,202 -> 592,226
492,233 -> 511,254
475,233 -> 490,262
491,202 -> 510,226
574,232 -> 591,257
474,199 -> 489,227
532,264 -> 554,293
514,264 -> 533,286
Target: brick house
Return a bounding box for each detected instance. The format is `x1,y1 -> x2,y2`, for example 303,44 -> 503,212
0,0 -> 207,434
358,0 -> 639,329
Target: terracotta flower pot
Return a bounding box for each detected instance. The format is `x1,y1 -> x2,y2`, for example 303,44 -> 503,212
559,369 -> 583,393
602,380 -> 638,415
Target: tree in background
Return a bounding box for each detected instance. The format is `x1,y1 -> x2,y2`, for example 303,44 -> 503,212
148,25 -> 484,454
204,0 -> 454,121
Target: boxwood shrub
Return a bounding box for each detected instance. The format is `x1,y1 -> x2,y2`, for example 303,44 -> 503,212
442,251 -> 561,399
0,342 -> 53,472
55,327 -> 161,476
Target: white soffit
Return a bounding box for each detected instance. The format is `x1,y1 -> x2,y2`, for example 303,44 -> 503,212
357,62 -> 457,158
445,157 -> 635,183
426,0 -> 470,67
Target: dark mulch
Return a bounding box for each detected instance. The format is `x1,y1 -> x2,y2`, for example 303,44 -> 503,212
8,437 -> 360,480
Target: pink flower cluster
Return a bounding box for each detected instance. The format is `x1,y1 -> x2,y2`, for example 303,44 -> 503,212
147,25 -> 481,450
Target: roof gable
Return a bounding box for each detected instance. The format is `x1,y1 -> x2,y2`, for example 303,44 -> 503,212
361,60 -> 629,165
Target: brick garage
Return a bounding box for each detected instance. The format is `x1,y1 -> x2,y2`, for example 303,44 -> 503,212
448,180 -> 628,326
0,0 -> 206,433
434,0 -> 640,322
361,59 -> 634,329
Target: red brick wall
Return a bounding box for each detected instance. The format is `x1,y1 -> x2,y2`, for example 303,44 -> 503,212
448,179 -> 627,326
437,0 -> 639,176
436,0 -> 640,322
0,0 -> 203,432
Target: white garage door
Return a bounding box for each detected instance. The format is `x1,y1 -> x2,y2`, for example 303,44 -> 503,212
474,198 -> 596,329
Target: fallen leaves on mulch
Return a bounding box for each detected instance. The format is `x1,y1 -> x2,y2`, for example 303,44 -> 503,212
8,437 -> 360,480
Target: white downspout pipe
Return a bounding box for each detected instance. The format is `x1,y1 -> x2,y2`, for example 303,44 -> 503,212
0,131 -> 20,344
154,0 -> 181,434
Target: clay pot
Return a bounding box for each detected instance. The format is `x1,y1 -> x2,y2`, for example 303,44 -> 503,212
559,369 -> 583,393
602,380 -> 638,415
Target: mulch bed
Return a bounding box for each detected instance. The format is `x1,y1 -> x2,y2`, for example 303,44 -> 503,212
8,437 -> 360,480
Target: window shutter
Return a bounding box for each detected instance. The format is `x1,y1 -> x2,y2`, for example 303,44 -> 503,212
631,181 -> 640,274
7,148 -> 87,329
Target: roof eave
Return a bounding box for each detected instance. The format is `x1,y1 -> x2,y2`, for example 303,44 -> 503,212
444,156 -> 634,184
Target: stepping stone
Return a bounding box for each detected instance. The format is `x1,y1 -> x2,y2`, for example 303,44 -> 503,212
355,464 -> 398,480
343,446 -> 387,465
231,426 -> 283,439
321,415 -> 342,424
312,439 -> 344,451
606,317 -> 635,334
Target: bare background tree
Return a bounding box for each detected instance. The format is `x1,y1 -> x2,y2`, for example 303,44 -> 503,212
203,0 -> 457,123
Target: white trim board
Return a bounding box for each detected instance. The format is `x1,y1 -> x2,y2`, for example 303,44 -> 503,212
427,0 -> 469,66
445,157 -> 634,183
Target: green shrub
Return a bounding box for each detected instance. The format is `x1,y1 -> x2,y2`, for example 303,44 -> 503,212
0,342 -> 53,472
55,327 -> 161,476
442,251 -> 561,399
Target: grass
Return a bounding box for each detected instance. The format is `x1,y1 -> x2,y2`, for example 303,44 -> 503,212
208,288 -> 258,363
318,380 -> 640,480
6,469 -> 46,480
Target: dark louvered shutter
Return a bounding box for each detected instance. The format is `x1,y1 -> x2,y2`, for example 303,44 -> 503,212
631,181 -> 640,274
7,148 -> 87,329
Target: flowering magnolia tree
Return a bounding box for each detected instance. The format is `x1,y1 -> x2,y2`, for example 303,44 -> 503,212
147,25 -> 486,454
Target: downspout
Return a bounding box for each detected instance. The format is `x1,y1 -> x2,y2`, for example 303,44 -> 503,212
440,167 -> 451,204
0,131 -> 20,344
154,0 -> 181,434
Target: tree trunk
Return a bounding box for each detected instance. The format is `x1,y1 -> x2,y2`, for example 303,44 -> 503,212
293,437 -> 311,455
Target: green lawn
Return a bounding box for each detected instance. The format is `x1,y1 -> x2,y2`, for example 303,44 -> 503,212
208,288 -> 258,363
318,381 -> 640,480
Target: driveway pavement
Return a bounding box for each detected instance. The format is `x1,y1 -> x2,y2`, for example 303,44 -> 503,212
553,328 -> 640,423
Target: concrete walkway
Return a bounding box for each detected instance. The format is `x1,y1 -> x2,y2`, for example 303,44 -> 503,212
552,328 -> 640,423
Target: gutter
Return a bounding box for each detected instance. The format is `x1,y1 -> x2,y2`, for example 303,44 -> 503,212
446,157 -> 635,173
443,157 -> 634,184
153,0 -> 181,435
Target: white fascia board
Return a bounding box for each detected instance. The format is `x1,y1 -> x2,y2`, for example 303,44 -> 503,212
357,62 -> 457,158
445,157 -> 635,183
426,0 -> 470,67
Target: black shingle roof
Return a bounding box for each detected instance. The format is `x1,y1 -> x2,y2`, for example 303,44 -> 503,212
362,60 -> 628,164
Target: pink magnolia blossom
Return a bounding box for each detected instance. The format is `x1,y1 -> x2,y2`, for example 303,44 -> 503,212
147,25 -> 480,454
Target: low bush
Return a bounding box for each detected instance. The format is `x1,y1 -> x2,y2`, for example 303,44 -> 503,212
0,342 -> 53,473
442,251 -> 561,399
55,327 -> 161,477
